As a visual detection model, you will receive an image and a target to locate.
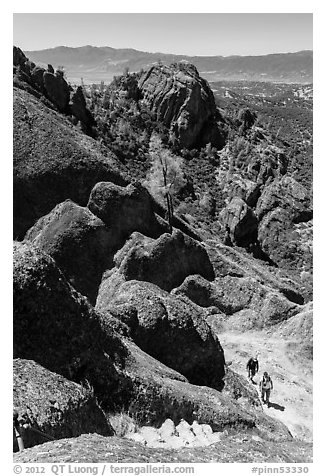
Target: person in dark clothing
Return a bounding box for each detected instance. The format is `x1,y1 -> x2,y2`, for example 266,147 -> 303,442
246,355 -> 259,381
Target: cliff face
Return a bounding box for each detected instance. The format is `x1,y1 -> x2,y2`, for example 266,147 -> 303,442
138,62 -> 226,149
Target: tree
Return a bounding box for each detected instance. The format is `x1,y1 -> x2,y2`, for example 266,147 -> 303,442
145,133 -> 186,234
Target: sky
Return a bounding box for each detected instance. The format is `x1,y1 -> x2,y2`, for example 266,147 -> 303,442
13,13 -> 313,56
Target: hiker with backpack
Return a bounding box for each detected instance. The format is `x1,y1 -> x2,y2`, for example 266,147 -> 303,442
246,355 -> 259,382
260,371 -> 273,407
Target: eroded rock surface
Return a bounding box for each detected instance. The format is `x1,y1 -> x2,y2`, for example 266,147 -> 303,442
113,230 -> 214,291
13,87 -> 127,238
97,278 -> 225,388
25,200 -> 117,303
138,62 -> 226,149
13,359 -> 113,451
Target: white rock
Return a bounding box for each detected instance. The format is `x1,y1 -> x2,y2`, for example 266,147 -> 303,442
176,419 -> 196,443
159,418 -> 176,440
138,426 -> 161,445
201,424 -> 213,437
164,436 -> 189,449
125,432 -> 146,444
207,432 -> 222,444
191,420 -> 205,437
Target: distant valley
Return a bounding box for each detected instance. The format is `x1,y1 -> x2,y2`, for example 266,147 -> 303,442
25,45 -> 313,85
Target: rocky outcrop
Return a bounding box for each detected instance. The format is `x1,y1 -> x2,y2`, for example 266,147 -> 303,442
43,70 -> 70,113
13,241 -> 298,450
13,46 -> 94,130
256,176 -> 311,221
237,108 -> 257,134
173,274 -> 301,330
13,87 -> 127,238
205,240 -> 305,303
70,85 -> 95,131
24,200 -> 118,303
270,302 -> 313,361
97,278 -> 225,388
87,181 -> 162,240
256,176 -> 312,268
13,359 -> 113,451
109,73 -> 142,101
113,230 -> 214,292
138,62 -> 226,149
13,241 -> 131,409
219,197 -> 258,247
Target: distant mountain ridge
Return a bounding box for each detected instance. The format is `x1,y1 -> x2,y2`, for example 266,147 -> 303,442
25,46 -> 313,84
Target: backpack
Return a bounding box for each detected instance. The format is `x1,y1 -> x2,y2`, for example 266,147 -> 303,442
262,375 -> 272,389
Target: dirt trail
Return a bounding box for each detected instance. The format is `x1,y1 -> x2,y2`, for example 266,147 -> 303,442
220,330 -> 313,442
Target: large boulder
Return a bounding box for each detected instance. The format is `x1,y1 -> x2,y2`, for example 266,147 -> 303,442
87,181 -> 162,240
24,200 -> 118,303
13,87 -> 127,238
258,209 -> 313,271
237,108 -> 257,133
256,176 -> 312,221
113,230 -> 214,292
97,278 -> 225,388
255,176 -> 312,269
43,70 -> 70,113
138,62 -> 226,149
13,241 -> 131,408
173,274 -> 301,330
70,85 -> 95,130
13,359 -> 113,451
204,240 -> 305,304
219,197 -> 258,247
13,46 -> 28,68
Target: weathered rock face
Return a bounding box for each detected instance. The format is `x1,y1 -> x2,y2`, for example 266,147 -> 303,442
43,70 -> 70,113
13,87 -> 127,238
13,46 -> 94,131
256,176 -> 311,221
138,62 -> 226,149
87,181 -> 161,240
70,85 -> 95,130
109,74 -> 142,101
24,200 -> 118,304
113,230 -> 214,292
13,241 -> 131,408
13,359 -> 113,451
219,197 -> 258,247
205,240 -> 305,303
97,278 -> 225,389
256,176 -> 312,268
173,274 -> 301,330
270,302 -> 313,361
13,46 -> 28,69
237,108 -> 257,133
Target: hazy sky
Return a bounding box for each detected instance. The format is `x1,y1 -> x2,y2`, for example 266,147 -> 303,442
13,13 -> 313,56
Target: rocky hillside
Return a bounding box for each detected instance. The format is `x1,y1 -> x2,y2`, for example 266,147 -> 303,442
13,47 -> 313,462
25,46 -> 313,84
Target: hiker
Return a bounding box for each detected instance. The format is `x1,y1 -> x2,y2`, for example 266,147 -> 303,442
260,371 -> 273,406
13,409 -> 25,451
246,355 -> 259,381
